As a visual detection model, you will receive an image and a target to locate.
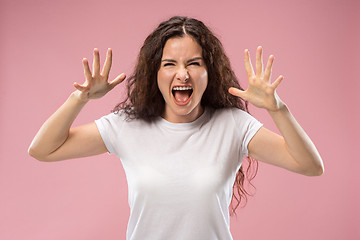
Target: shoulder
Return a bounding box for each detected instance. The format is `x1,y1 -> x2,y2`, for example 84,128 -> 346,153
210,108 -> 262,134
94,110 -> 133,133
209,107 -> 255,123
96,110 -> 157,132
96,111 -> 125,125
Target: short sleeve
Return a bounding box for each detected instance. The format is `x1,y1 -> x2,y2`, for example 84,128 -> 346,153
94,112 -> 125,155
231,108 -> 263,157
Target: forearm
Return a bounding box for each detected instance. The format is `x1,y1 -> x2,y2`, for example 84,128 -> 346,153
28,91 -> 88,159
268,104 -> 324,175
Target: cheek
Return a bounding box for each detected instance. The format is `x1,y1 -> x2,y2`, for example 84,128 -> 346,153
157,71 -> 171,96
198,70 -> 208,92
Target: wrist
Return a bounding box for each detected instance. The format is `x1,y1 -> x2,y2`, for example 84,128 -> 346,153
267,101 -> 289,116
70,91 -> 89,105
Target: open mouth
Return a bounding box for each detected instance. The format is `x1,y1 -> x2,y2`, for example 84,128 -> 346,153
172,86 -> 193,105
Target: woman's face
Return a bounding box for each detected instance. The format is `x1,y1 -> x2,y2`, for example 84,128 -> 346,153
157,35 -> 208,123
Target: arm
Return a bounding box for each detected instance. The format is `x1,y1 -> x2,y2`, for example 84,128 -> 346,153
229,47 -> 324,176
28,48 -> 126,162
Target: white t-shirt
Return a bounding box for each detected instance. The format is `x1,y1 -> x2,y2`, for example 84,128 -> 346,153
95,107 -> 263,240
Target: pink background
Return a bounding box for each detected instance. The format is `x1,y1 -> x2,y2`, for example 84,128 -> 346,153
1,0 -> 359,239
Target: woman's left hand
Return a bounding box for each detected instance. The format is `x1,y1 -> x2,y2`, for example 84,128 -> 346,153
229,46 -> 284,112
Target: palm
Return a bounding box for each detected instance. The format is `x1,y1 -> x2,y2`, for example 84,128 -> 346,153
73,48 -> 126,102
229,46 -> 284,112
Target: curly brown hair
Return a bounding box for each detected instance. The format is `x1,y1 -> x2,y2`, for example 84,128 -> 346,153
113,16 -> 258,215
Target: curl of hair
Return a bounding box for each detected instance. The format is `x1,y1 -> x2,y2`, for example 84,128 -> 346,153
113,16 -> 258,215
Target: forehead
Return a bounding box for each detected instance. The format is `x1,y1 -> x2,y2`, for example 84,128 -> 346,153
162,35 -> 203,59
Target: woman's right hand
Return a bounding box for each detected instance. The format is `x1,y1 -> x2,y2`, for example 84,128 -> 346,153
73,48 -> 126,102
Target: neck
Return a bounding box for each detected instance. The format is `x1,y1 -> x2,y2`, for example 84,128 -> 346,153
162,105 -> 205,123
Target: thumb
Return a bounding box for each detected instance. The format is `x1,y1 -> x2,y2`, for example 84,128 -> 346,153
228,87 -> 247,100
109,73 -> 126,89
73,82 -> 87,91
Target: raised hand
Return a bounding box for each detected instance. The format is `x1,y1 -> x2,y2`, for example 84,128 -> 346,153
229,46 -> 284,112
73,48 -> 126,102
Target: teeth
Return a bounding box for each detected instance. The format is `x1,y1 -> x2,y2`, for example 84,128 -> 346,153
172,86 -> 193,91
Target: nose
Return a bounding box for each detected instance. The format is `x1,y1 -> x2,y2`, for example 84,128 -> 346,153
176,67 -> 189,82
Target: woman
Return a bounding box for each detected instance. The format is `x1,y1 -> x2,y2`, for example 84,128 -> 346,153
29,16 -> 324,240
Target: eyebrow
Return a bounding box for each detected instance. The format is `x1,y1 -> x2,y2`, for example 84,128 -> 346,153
161,57 -> 203,63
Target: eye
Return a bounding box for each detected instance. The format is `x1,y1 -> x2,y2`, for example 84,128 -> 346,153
189,62 -> 200,66
163,63 -> 175,67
